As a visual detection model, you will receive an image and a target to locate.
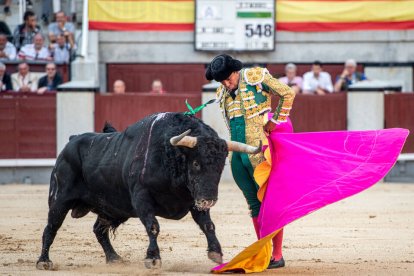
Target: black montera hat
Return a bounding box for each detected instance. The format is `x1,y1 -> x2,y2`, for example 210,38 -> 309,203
205,54 -> 243,82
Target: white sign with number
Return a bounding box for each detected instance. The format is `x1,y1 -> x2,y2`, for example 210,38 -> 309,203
195,0 -> 275,51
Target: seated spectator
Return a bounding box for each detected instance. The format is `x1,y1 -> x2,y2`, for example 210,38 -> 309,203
113,80 -> 126,94
13,10 -> 41,51
0,21 -> 12,41
302,61 -> 333,95
3,0 -> 11,15
278,63 -> 303,94
0,33 -> 16,60
150,79 -> 166,94
18,33 -> 52,61
0,62 -> 12,91
11,62 -> 38,92
50,34 -> 74,63
48,11 -> 75,44
334,59 -> 367,92
37,63 -> 63,94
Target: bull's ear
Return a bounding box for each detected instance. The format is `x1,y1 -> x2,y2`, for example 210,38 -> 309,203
170,130 -> 197,148
226,140 -> 261,154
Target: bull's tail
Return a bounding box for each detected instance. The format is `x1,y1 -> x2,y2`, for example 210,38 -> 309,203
109,220 -> 124,239
103,122 -> 117,133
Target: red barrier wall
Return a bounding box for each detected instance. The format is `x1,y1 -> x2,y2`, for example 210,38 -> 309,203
95,93 -> 202,131
106,63 -> 363,93
0,93 -> 56,158
385,93 -> 414,153
107,64 -> 208,94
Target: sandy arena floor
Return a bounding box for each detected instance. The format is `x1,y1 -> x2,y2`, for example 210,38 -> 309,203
0,182 -> 413,275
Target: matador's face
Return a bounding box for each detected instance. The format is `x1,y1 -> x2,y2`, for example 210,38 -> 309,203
221,71 -> 240,91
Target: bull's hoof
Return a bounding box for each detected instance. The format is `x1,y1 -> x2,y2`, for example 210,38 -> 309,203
208,251 -> 223,264
144,258 -> 162,269
106,254 -> 123,264
36,260 -> 54,270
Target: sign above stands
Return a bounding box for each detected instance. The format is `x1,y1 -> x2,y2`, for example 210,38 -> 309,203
195,0 -> 275,51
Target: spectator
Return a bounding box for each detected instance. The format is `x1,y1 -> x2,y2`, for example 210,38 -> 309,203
13,10 -> 41,51
50,34 -> 73,63
0,21 -> 12,42
150,79 -> 166,94
0,62 -> 12,91
334,59 -> 367,92
3,0 -> 11,15
41,0 -> 54,25
18,33 -> 52,61
302,61 -> 333,95
48,11 -> 75,44
113,80 -> 126,94
0,33 -> 16,60
278,63 -> 303,94
11,62 -> 38,92
37,63 -> 63,94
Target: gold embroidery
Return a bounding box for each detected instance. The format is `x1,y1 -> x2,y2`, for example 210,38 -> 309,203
262,73 -> 295,122
244,67 -> 266,85
245,115 -> 266,168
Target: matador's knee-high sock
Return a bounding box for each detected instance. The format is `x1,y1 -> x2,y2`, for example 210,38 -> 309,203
271,228 -> 284,260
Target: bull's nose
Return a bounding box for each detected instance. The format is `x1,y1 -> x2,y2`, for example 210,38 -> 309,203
195,199 -> 217,211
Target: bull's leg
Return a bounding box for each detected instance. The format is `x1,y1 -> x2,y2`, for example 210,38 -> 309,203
132,189 -> 161,269
36,202 -> 71,270
139,214 -> 161,269
93,216 -> 122,263
190,208 -> 223,264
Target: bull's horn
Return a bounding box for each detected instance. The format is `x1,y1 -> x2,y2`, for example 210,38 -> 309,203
226,140 -> 262,154
170,129 -> 197,148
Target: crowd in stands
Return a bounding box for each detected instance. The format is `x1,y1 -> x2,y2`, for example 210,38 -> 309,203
0,61 -> 62,93
278,59 -> 367,94
9,10 -> 75,63
0,5 -> 76,93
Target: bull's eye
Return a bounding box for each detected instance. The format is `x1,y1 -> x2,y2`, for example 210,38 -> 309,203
193,160 -> 201,170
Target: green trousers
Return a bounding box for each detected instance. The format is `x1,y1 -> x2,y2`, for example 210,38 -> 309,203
230,117 -> 261,218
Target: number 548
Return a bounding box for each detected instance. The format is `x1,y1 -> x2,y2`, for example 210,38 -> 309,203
245,24 -> 272,37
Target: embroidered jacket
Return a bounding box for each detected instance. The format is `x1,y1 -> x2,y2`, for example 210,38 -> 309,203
216,67 -> 295,129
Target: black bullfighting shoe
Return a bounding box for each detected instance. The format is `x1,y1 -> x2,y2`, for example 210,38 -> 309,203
268,257 -> 285,269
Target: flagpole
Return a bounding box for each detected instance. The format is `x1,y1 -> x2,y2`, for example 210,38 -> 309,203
81,0 -> 89,59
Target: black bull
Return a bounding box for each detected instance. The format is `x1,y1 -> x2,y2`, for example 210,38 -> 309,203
36,112 -> 260,270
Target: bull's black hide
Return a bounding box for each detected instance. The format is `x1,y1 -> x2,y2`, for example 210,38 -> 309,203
36,112 -> 228,270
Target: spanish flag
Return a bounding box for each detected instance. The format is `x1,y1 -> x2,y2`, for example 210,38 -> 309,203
88,0 -> 414,32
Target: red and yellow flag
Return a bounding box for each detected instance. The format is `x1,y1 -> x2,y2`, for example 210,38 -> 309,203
88,0 -> 414,32
277,0 -> 414,31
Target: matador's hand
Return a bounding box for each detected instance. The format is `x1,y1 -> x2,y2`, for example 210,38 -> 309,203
263,120 -> 276,135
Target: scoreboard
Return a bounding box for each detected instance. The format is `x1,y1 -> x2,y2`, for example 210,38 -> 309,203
195,0 -> 275,51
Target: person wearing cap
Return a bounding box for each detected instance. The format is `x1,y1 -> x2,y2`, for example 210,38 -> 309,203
206,54 -> 295,269
334,59 -> 367,92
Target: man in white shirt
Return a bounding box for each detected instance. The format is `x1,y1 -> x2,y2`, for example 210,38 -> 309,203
302,61 -> 334,95
0,34 -> 16,60
18,33 -> 51,61
11,62 -> 39,92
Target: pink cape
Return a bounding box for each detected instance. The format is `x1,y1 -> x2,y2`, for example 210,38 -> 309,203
213,120 -> 408,273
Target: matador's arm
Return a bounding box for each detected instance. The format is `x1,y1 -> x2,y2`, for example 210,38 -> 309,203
244,67 -> 295,124
262,71 -> 295,124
